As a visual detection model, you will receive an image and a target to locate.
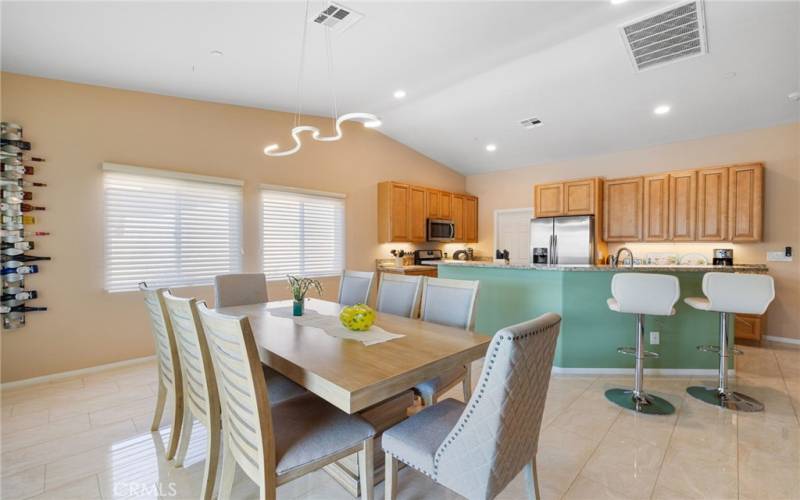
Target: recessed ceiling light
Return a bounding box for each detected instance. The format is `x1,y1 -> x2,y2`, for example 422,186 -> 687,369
788,92 -> 800,102
653,105 -> 671,115
723,71 -> 737,79
393,89 -> 406,99
610,0 -> 628,4
485,144 -> 497,152
210,50 -> 224,56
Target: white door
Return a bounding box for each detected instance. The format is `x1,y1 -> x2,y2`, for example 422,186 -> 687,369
495,209 -> 532,265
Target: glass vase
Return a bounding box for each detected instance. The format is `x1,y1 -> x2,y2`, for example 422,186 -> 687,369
293,299 -> 304,317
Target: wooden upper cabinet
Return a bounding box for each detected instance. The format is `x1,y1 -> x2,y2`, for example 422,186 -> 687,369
439,191 -> 452,219
668,170 -> 697,241
426,189 -> 440,218
728,164 -> 764,242
451,194 -> 465,241
409,186 -> 427,242
564,179 -> 596,215
378,182 -> 410,243
604,177 -> 643,242
534,183 -> 564,218
697,167 -> 729,241
463,196 -> 478,243
643,174 -> 669,241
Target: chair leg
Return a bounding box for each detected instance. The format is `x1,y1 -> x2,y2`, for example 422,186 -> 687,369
420,393 -> 434,406
151,381 -> 167,432
462,364 -> 472,402
173,409 -> 193,467
218,441 -> 236,500
384,452 -> 398,500
358,438 -> 374,500
200,416 -> 221,500
524,456 -> 540,500
165,388 -> 184,461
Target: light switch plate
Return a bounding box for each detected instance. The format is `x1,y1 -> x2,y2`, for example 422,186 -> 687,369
767,251 -> 792,262
649,331 -> 660,345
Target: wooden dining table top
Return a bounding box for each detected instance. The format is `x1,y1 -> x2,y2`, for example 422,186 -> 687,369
216,298 -> 491,414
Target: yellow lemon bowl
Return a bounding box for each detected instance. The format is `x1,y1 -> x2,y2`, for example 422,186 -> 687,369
339,304 -> 376,332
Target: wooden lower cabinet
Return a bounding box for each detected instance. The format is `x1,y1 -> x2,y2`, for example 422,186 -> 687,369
643,174 -> 669,241
604,177 -> 643,242
735,313 -> 766,344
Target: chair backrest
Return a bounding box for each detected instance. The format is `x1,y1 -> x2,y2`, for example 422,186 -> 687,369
434,313 -> 562,499
376,273 -> 423,318
702,272 -> 775,314
215,273 -> 268,308
419,277 -> 479,331
338,270 -> 375,306
139,283 -> 182,392
163,291 -> 219,425
610,273 -> 679,316
197,303 -> 275,484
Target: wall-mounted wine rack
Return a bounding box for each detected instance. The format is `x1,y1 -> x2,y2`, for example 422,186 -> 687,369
1,122 -> 49,330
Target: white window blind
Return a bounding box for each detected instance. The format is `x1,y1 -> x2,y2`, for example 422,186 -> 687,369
261,188 -> 345,280
103,165 -> 243,292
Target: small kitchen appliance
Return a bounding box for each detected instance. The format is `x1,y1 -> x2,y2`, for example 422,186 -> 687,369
427,219 -> 455,242
414,249 -> 443,265
713,248 -> 734,266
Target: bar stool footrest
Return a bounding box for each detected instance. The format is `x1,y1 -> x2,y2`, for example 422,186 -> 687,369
617,347 -> 636,356
697,345 -> 720,353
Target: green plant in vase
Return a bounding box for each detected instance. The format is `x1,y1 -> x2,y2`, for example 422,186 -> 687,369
287,275 -> 323,316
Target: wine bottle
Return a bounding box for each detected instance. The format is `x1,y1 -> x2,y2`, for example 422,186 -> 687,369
0,179 -> 46,188
1,247 -> 24,256
2,255 -> 51,266
1,241 -> 33,251
1,290 -> 37,302
0,139 -> 31,151
1,164 -> 33,175
6,305 -> 46,313
0,151 -> 44,162
1,215 -> 36,225
2,191 -> 32,201
1,265 -> 38,281
1,122 -> 23,135
1,203 -> 44,212
0,223 -> 23,231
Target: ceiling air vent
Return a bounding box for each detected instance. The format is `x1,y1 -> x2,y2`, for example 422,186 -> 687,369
619,0 -> 708,72
520,118 -> 543,129
311,2 -> 364,33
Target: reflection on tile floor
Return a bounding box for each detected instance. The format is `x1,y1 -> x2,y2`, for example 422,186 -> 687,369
2,342 -> 799,499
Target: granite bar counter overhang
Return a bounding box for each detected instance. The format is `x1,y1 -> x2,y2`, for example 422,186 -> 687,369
434,261 -> 769,373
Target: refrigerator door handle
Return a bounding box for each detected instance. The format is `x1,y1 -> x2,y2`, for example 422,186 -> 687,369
548,234 -> 554,265
553,234 -> 558,264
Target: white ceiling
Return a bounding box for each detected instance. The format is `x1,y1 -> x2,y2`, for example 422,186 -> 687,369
2,1 -> 798,175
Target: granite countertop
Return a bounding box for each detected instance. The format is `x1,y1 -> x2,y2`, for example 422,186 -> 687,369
430,260 -> 769,273
376,264 -> 434,272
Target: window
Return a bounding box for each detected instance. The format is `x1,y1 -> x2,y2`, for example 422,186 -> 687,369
103,163 -> 243,292
261,186 -> 345,280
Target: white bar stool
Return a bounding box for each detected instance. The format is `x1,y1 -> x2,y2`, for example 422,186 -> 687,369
606,273 -> 680,415
684,272 -> 775,412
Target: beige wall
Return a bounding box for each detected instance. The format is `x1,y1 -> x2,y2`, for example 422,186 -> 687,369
467,122 -> 800,341
0,73 -> 466,382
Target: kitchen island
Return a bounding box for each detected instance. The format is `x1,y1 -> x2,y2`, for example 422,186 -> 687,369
433,261 -> 768,372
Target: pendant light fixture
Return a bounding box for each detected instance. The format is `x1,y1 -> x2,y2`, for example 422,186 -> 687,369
264,1 -> 381,157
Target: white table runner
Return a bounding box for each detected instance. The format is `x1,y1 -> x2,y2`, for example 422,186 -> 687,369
270,307 -> 405,346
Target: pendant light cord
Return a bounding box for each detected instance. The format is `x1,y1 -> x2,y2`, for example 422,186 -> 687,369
325,27 -> 339,129
294,0 -> 311,128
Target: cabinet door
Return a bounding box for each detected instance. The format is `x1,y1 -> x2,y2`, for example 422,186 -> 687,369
409,186 -> 427,242
439,191 -> 452,219
389,183 -> 410,242
451,194 -> 465,241
668,170 -> 697,241
603,177 -> 643,242
564,179 -> 595,215
728,164 -> 763,242
463,196 -> 478,243
534,183 -> 564,217
643,174 -> 669,241
426,189 -> 440,218
697,167 -> 729,241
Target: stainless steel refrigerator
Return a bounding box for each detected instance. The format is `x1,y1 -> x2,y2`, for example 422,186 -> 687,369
530,215 -> 595,265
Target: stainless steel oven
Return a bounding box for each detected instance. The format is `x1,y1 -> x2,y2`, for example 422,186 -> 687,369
427,219 -> 455,242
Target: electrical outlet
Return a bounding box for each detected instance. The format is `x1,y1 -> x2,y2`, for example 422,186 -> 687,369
650,331 -> 660,345
767,249 -> 792,262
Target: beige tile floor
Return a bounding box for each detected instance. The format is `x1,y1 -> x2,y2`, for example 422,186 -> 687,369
2,342 -> 799,499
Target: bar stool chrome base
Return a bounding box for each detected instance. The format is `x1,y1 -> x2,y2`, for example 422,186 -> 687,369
686,386 -> 764,412
605,388 -> 676,415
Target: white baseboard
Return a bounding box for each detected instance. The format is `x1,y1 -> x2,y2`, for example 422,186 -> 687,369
552,367 -> 734,377
764,335 -> 800,346
1,355 -> 156,391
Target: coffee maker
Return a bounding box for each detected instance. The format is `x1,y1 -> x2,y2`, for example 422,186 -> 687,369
713,248 -> 734,266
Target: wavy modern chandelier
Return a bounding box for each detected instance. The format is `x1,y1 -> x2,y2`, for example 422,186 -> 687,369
264,1 -> 381,157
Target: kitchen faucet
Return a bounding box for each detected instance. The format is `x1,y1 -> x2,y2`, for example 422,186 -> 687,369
612,247 -> 635,268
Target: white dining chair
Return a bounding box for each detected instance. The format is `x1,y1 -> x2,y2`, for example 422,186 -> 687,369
138,282 -> 184,461
415,277 -> 480,405
375,273 -> 423,318
214,273 -> 268,308
383,313 -> 562,500
197,303 -> 376,500
162,291 -> 220,500
338,270 -> 375,306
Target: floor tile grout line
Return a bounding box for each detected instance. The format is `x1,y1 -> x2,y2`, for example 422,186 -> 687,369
769,345 -> 800,425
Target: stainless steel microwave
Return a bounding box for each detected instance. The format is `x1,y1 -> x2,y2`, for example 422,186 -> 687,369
427,218 -> 455,241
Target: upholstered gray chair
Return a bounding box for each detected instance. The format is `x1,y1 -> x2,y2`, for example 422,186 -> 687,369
214,273 -> 268,308
338,270 -> 375,306
383,313 -> 562,500
376,273 -> 423,318
415,277 -> 480,405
